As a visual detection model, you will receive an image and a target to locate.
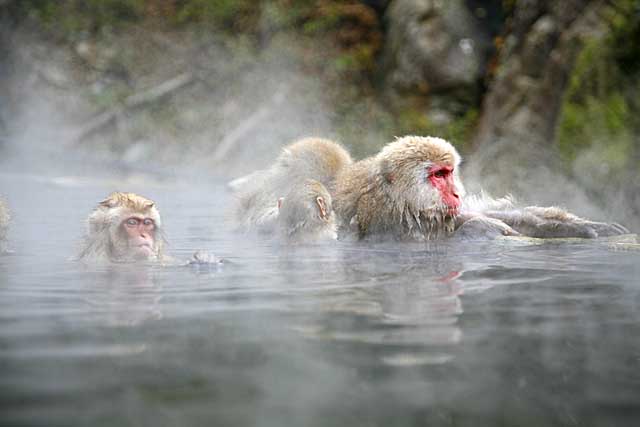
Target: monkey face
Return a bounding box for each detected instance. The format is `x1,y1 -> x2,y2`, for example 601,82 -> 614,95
121,216 -> 157,260
426,165 -> 461,214
378,136 -> 465,217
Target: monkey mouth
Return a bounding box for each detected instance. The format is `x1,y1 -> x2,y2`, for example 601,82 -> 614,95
135,243 -> 154,254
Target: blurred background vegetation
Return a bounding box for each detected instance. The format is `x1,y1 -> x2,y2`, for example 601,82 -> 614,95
0,0 -> 638,227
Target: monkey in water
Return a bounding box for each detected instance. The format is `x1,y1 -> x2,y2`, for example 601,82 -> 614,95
78,192 -> 166,263
334,136 -> 464,240
78,192 -> 225,266
0,197 -> 9,253
334,135 -> 628,241
232,137 -> 352,234
276,179 -> 337,242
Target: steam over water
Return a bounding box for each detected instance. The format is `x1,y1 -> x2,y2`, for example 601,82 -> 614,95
1,161 -> 640,426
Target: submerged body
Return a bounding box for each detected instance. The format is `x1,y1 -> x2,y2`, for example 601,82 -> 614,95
0,197 -> 9,252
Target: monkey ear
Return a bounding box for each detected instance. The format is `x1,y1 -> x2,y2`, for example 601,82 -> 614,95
99,197 -> 117,208
378,159 -> 395,184
277,197 -> 284,210
145,202 -> 155,209
316,196 -> 329,221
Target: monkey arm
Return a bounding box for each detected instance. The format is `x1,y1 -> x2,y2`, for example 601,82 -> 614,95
482,207 -> 629,238
454,213 -> 520,239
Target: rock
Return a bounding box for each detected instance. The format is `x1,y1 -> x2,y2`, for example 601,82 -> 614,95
381,0 -> 493,99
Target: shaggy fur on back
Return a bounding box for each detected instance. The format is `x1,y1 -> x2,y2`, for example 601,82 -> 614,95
334,136 -> 465,240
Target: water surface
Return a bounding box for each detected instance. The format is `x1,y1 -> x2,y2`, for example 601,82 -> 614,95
1,168 -> 640,427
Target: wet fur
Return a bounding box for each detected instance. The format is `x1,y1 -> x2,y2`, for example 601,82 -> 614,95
78,192 -> 166,262
460,192 -> 628,238
277,179 -> 337,242
232,137 -> 352,234
334,136 -> 464,240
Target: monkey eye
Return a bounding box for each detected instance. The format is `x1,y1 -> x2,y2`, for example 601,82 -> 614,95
142,218 -> 155,228
125,218 -> 140,227
431,168 -> 450,178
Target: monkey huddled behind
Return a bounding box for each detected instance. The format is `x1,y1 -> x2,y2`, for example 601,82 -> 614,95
232,137 -> 351,241
231,135 -> 628,242
276,179 -> 337,242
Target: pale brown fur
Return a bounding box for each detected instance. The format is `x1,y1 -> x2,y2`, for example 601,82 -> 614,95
0,197 -> 9,252
334,136 -> 465,240
461,194 -> 629,238
78,192 -> 165,262
277,179 -> 337,242
232,137 -> 352,233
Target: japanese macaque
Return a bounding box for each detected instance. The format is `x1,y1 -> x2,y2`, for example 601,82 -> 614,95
276,179 -> 337,242
334,136 -> 465,240
333,135 -> 628,241
232,137 -> 352,234
0,197 -> 9,253
78,192 -> 165,263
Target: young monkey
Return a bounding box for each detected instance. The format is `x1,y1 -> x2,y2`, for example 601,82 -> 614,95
232,137 -> 352,234
78,192 -> 165,263
276,179 -> 337,242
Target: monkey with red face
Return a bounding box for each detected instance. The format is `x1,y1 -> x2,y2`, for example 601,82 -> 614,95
335,136 -> 465,240
334,135 -> 627,241
78,192 -> 165,263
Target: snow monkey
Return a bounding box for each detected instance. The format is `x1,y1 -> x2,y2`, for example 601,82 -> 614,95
0,197 -> 9,253
333,135 -> 628,240
78,192 -> 165,263
334,136 -> 465,240
276,179 -> 337,242
232,137 -> 352,234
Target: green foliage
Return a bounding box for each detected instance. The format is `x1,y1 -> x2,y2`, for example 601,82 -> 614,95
558,1 -> 640,172
19,0 -> 144,37
174,0 -> 256,31
559,93 -> 631,167
395,108 -> 478,152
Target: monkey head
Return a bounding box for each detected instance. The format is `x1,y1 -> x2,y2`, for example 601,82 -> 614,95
377,136 -> 465,218
277,179 -> 337,241
84,192 -> 164,262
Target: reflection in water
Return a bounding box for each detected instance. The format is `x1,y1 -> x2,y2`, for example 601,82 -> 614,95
1,170 -> 640,426
82,266 -> 164,326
